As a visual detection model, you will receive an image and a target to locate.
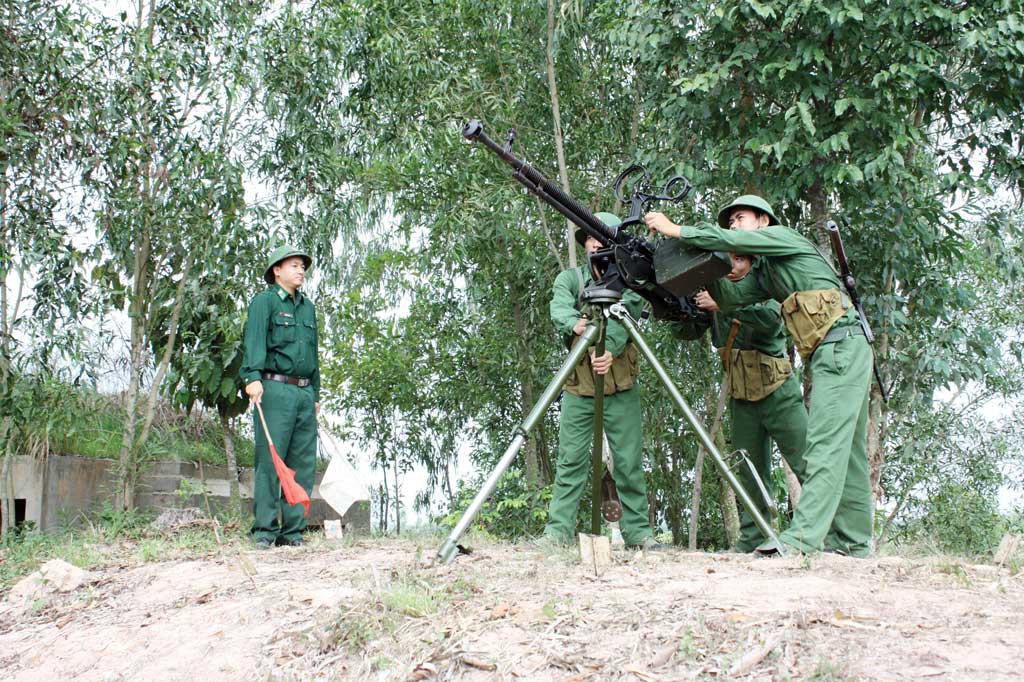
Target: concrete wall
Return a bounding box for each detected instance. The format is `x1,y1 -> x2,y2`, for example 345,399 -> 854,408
8,455 -> 370,533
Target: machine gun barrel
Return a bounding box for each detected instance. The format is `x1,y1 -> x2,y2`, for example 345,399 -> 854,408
463,120 -> 645,254
463,120 -> 728,322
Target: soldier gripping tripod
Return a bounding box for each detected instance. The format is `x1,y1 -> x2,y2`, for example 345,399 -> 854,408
542,214 -> 659,551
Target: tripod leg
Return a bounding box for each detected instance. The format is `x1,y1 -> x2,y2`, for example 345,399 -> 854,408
436,324 -> 600,564
615,312 -> 785,553
737,449 -> 777,520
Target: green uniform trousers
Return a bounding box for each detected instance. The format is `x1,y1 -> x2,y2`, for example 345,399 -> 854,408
251,380 -> 317,543
732,373 -> 808,552
779,335 -> 873,555
544,387 -> 653,546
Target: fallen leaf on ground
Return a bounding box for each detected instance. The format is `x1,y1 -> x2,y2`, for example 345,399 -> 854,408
461,655 -> 496,671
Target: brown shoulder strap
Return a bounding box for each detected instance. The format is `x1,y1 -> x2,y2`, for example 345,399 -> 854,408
723,319 -> 742,373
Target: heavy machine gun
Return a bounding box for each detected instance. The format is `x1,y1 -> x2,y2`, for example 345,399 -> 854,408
435,122 -> 787,564
462,120 -> 729,322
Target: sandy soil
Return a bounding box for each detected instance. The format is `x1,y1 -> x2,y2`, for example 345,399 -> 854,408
2,535 -> 1022,681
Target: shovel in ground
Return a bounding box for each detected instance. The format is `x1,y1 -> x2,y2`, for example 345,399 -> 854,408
254,401 -> 310,516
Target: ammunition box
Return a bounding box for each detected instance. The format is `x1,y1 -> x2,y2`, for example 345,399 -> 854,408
653,241 -> 731,297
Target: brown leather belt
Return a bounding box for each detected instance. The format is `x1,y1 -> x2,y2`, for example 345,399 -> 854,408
262,372 -> 311,387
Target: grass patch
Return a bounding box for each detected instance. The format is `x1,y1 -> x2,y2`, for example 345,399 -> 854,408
0,525 -> 106,589
381,580 -> 438,618
807,656 -> 849,681
11,378 -> 256,467
324,576 -> 441,654
0,504 -> 251,591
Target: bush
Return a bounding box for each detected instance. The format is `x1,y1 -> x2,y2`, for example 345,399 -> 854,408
438,471 -> 552,540
909,483 -> 1007,555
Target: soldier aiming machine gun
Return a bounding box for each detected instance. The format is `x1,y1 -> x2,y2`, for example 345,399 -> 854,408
435,122 -> 785,564
461,120 -> 729,320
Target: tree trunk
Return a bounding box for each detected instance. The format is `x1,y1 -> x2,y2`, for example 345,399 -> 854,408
133,255 -> 192,452
117,227 -> 150,509
867,341 -> 887,498
690,376 -> 730,550
220,413 -> 240,510
782,458 -> 802,511
688,445 -> 704,551
117,0 -> 161,510
716,426 -> 740,548
0,445 -> 12,535
544,0 -> 575,270
377,482 -> 388,534
392,457 -> 401,535
0,178 -> 11,536
511,292 -> 541,489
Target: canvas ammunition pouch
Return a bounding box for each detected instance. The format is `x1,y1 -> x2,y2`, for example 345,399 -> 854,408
564,337 -> 639,397
718,349 -> 792,402
781,288 -> 850,361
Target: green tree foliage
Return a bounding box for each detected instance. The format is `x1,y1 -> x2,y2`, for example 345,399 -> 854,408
2,0 -> 1021,551
1,0 -> 104,534
620,0 -> 1024,547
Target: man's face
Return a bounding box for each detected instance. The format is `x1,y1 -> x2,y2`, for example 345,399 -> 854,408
274,256 -> 306,289
728,207 -> 770,231
584,235 -> 602,255
727,254 -> 753,281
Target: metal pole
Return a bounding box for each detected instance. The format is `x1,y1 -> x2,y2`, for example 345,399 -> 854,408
436,324 -> 600,564
589,312 -> 606,535
611,304 -> 785,553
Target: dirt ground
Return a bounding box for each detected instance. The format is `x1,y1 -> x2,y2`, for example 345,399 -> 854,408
2,533 -> 1022,682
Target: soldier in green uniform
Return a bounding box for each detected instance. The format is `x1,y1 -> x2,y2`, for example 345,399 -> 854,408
673,254 -> 807,552
543,213 -> 658,549
241,245 -> 321,549
646,196 -> 873,556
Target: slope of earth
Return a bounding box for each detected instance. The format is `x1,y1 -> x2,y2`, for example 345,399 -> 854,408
2,536 -> 1021,681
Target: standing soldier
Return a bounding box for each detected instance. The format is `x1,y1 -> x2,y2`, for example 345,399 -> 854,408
240,245 -> 321,549
542,213 -> 659,551
646,196 -> 873,556
673,254 -> 807,552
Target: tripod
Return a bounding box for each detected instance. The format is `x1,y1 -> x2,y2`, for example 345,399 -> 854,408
436,285 -> 785,564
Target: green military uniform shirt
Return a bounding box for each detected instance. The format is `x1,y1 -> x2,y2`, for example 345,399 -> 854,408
672,223 -> 857,330
673,296 -> 787,358
241,284 -> 321,399
550,266 -> 645,360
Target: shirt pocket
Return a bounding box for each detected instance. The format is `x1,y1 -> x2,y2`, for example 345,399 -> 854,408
302,321 -> 317,350
271,317 -> 297,345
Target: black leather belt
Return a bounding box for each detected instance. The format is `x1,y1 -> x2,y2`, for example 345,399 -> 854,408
262,372 -> 310,387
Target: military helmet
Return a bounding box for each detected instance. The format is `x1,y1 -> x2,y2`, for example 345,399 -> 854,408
574,211 -> 622,246
264,245 -> 312,284
716,194 -> 780,229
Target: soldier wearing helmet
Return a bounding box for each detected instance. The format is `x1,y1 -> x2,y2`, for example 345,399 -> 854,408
646,196 -> 873,557
541,213 -> 660,551
240,245 -> 320,549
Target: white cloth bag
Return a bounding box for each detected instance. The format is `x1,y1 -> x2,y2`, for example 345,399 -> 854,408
317,426 -> 370,516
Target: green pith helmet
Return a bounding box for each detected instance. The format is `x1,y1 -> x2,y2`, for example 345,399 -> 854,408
716,194 -> 780,229
264,245 -> 312,284
574,211 -> 622,246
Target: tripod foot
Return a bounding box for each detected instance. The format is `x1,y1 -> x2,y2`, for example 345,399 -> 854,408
436,539 -> 471,564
